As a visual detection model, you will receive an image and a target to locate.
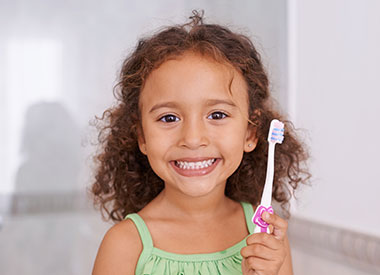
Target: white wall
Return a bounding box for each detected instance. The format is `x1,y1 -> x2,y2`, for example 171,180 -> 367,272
288,1 -> 380,273
290,0 -> 380,238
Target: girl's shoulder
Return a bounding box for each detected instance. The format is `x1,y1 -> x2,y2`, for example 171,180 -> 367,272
92,219 -> 142,274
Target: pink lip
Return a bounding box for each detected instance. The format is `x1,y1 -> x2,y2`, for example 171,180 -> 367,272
170,158 -> 221,177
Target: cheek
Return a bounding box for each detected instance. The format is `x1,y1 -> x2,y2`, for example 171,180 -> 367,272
144,128 -> 174,157
213,131 -> 245,160
142,122 -> 161,145
217,126 -> 247,148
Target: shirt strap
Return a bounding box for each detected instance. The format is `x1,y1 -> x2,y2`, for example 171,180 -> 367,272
240,201 -> 256,234
125,213 -> 154,274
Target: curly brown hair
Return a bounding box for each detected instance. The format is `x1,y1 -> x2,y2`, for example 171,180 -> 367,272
91,11 -> 310,222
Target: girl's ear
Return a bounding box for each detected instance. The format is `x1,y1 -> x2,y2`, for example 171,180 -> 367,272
244,125 -> 258,152
137,126 -> 147,155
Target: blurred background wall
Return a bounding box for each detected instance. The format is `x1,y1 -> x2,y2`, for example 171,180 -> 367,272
287,1 -> 380,274
0,0 -> 379,274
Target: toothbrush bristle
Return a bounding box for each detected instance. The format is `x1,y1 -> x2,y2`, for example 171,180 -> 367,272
268,120 -> 285,144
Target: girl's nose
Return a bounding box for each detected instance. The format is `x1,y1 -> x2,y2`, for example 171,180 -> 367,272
178,118 -> 209,149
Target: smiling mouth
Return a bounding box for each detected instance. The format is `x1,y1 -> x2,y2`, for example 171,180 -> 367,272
174,158 -> 217,170
170,158 -> 220,177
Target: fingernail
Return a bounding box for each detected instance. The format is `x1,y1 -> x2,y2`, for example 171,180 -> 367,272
263,212 -> 269,219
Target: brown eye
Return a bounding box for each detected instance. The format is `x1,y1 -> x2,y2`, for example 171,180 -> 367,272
159,114 -> 179,123
208,112 -> 227,120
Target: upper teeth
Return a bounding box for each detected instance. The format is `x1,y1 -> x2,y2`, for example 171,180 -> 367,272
176,159 -> 215,169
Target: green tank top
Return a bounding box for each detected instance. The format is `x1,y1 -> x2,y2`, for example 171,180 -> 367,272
125,201 -> 255,275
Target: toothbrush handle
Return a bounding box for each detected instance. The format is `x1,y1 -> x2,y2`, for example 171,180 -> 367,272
252,205 -> 273,234
254,224 -> 269,233
261,143 -> 275,206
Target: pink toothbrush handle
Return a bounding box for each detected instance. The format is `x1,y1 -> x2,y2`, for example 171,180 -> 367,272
252,205 -> 273,233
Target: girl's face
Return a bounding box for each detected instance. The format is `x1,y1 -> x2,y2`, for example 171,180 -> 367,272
138,52 -> 257,198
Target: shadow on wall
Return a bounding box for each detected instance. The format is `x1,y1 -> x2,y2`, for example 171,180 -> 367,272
10,101 -> 83,215
0,102 -> 106,274
15,101 -> 80,193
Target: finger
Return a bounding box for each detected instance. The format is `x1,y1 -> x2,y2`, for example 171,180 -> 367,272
241,258 -> 258,275
243,256 -> 275,272
262,212 -> 288,240
268,224 -> 274,234
241,258 -> 259,275
240,243 -> 279,261
246,232 -> 281,250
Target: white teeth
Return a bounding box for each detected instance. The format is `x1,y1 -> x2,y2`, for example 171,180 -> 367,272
175,159 -> 216,170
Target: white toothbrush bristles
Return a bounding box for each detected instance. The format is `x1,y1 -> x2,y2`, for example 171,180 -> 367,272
268,119 -> 285,144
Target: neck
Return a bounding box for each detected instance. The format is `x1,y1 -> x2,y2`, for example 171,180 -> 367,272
154,185 -> 233,221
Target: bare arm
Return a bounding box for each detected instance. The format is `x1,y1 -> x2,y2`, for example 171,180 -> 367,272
278,235 -> 293,275
92,219 -> 142,275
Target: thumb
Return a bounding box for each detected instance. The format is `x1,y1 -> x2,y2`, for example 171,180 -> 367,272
262,211 -> 288,240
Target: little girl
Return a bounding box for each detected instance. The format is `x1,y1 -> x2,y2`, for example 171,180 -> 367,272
91,11 -> 309,275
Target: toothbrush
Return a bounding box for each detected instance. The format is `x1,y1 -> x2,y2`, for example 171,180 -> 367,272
252,119 -> 284,234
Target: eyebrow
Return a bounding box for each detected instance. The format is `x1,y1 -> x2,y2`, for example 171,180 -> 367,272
149,99 -> 237,113
205,99 -> 237,108
149,102 -> 178,113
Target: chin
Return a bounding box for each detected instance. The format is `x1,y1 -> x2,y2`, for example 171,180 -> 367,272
176,181 -> 222,198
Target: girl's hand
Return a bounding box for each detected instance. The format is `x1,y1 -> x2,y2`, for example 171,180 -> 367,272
240,211 -> 290,275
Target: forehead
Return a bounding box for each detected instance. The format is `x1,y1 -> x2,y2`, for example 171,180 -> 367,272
139,52 -> 249,111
